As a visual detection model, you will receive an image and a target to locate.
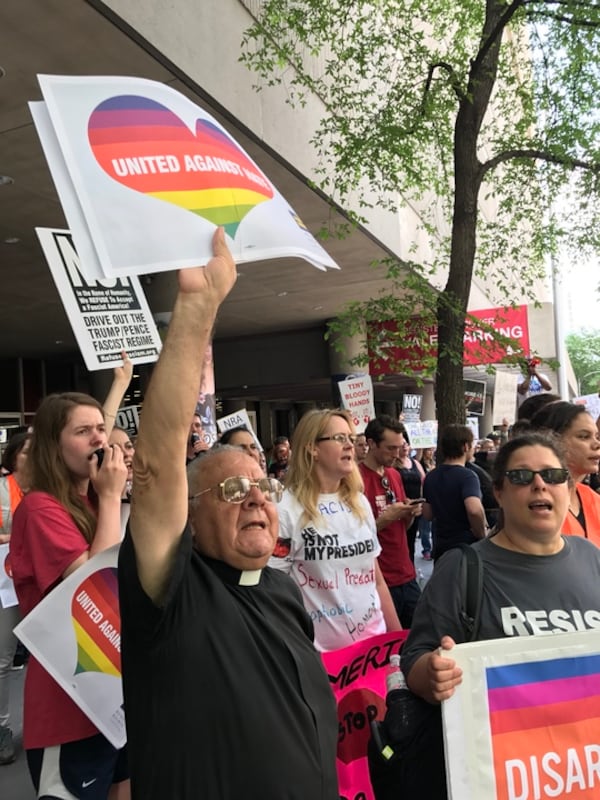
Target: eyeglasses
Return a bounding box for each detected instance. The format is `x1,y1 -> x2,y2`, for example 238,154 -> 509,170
381,476 -> 396,504
190,476 -> 284,504
316,433 -> 358,445
504,468 -> 570,486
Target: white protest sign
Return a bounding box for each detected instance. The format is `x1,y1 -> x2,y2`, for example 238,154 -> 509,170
217,409 -> 263,452
0,544 -> 18,608
36,228 -> 162,371
404,420 -> 438,449
493,370 -> 519,426
466,416 -> 480,440
574,393 -> 600,423
337,375 -> 375,432
31,74 -> 339,278
443,630 -> 600,800
402,394 -> 422,423
14,545 -> 125,748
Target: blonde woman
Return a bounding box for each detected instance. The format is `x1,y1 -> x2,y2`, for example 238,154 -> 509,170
269,409 -> 400,651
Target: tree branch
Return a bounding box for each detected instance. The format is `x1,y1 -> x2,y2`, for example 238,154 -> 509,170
471,0 -> 526,77
481,148 -> 600,177
523,0 -> 600,26
424,61 -> 467,103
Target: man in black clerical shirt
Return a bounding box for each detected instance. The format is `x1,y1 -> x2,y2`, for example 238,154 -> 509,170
118,229 -> 338,800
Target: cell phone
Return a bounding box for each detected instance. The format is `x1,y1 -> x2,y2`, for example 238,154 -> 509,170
409,497 -> 425,505
90,448 -> 105,468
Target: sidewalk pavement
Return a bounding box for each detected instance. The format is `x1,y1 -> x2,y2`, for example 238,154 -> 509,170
1,667 -> 35,799
415,535 -> 434,587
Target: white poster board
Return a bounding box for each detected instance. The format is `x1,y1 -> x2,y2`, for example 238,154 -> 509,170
574,393 -> 600,423
443,630 -> 600,800
14,545 -> 125,748
466,416 -> 480,440
337,375 -> 375,433
402,394 -> 422,423
217,408 -> 263,453
31,74 -> 339,278
404,420 -> 438,449
36,228 -> 162,371
0,544 -> 18,608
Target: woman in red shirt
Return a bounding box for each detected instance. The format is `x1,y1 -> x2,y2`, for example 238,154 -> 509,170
10,393 -> 129,800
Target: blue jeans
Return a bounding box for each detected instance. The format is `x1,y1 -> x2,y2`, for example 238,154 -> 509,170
418,516 -> 433,555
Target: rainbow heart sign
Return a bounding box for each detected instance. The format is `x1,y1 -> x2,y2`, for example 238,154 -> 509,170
70,566 -> 121,678
88,96 -> 274,238
32,75 -> 340,276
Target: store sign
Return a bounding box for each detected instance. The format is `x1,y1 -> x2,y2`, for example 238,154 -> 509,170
370,306 -> 530,375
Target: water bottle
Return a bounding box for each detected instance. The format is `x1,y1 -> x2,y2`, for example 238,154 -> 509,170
384,654 -> 420,749
386,654 -> 405,692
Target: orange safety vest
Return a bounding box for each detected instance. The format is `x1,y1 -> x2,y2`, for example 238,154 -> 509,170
0,473 -> 24,535
562,482 -> 600,546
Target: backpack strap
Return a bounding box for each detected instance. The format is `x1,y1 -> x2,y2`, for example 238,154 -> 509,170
456,543 -> 483,641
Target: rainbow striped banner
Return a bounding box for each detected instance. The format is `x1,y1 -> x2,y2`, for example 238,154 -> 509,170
443,631 -> 600,800
488,655 -> 600,800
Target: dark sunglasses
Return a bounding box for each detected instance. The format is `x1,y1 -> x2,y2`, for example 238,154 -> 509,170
504,468 -> 569,486
381,475 -> 396,504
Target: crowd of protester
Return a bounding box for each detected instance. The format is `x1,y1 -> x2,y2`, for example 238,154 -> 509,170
1,237 -> 599,797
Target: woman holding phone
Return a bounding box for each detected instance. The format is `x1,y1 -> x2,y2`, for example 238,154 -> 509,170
10,392 -> 129,799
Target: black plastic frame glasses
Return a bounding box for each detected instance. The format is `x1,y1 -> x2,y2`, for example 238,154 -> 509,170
316,433 -> 358,445
190,476 -> 284,504
381,475 -> 397,504
504,468 -> 569,486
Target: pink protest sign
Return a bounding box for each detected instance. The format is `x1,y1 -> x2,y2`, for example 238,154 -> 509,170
321,630 -> 409,800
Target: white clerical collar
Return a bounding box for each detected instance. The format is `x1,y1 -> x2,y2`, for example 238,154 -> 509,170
238,569 -> 262,586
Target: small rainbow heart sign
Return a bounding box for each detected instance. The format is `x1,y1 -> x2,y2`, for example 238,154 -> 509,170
88,95 -> 274,238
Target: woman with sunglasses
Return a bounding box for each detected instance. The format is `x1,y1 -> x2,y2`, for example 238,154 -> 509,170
528,401 -> 600,543
394,432 -> 600,799
402,433 -> 600,709
269,409 -> 400,651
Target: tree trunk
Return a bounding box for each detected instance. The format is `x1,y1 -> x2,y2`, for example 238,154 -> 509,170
434,0 -> 505,431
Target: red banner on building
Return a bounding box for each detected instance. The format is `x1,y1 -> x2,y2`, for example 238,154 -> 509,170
369,305 -> 530,375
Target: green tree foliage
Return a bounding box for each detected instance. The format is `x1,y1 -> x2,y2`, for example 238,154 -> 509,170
241,0 -> 600,428
566,330 -> 600,395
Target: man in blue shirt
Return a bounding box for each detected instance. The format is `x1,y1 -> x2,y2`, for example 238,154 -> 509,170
423,424 -> 487,560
